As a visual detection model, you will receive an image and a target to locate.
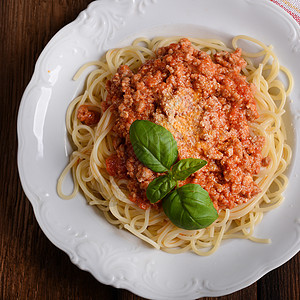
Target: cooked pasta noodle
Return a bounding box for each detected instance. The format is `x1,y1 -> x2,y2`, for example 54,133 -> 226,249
57,35 -> 292,256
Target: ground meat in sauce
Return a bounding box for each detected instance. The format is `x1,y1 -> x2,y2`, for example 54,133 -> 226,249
103,38 -> 269,211
77,105 -> 101,125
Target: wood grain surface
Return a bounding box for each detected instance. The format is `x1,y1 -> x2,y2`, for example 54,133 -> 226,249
0,1 -> 299,299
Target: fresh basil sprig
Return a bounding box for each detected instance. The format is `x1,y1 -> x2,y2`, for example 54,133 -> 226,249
171,158 -> 207,181
129,120 -> 218,230
129,120 -> 178,172
146,174 -> 177,204
163,184 -> 218,230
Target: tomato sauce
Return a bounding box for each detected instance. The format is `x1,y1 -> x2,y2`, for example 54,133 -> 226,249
105,154 -> 127,179
77,105 -> 100,125
103,38 -> 269,210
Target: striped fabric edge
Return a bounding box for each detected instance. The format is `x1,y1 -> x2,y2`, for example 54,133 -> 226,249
270,0 -> 300,24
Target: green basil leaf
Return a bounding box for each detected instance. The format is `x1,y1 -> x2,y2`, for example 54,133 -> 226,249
162,184 -> 218,230
146,175 -> 177,203
171,158 -> 207,180
129,120 -> 178,172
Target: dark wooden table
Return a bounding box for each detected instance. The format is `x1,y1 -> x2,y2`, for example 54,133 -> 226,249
1,1 -> 299,299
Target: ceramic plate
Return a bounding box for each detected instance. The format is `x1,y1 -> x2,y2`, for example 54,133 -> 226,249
18,0 -> 300,299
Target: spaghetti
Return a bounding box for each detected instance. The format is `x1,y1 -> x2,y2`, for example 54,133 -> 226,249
57,36 -> 292,255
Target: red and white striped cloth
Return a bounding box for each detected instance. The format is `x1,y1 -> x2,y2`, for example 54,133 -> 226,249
270,0 -> 300,24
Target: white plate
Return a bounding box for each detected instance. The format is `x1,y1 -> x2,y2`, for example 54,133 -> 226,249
17,0 -> 300,299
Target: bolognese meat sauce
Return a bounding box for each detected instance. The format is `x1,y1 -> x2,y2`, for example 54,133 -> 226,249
77,105 -> 101,125
102,38 -> 268,211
